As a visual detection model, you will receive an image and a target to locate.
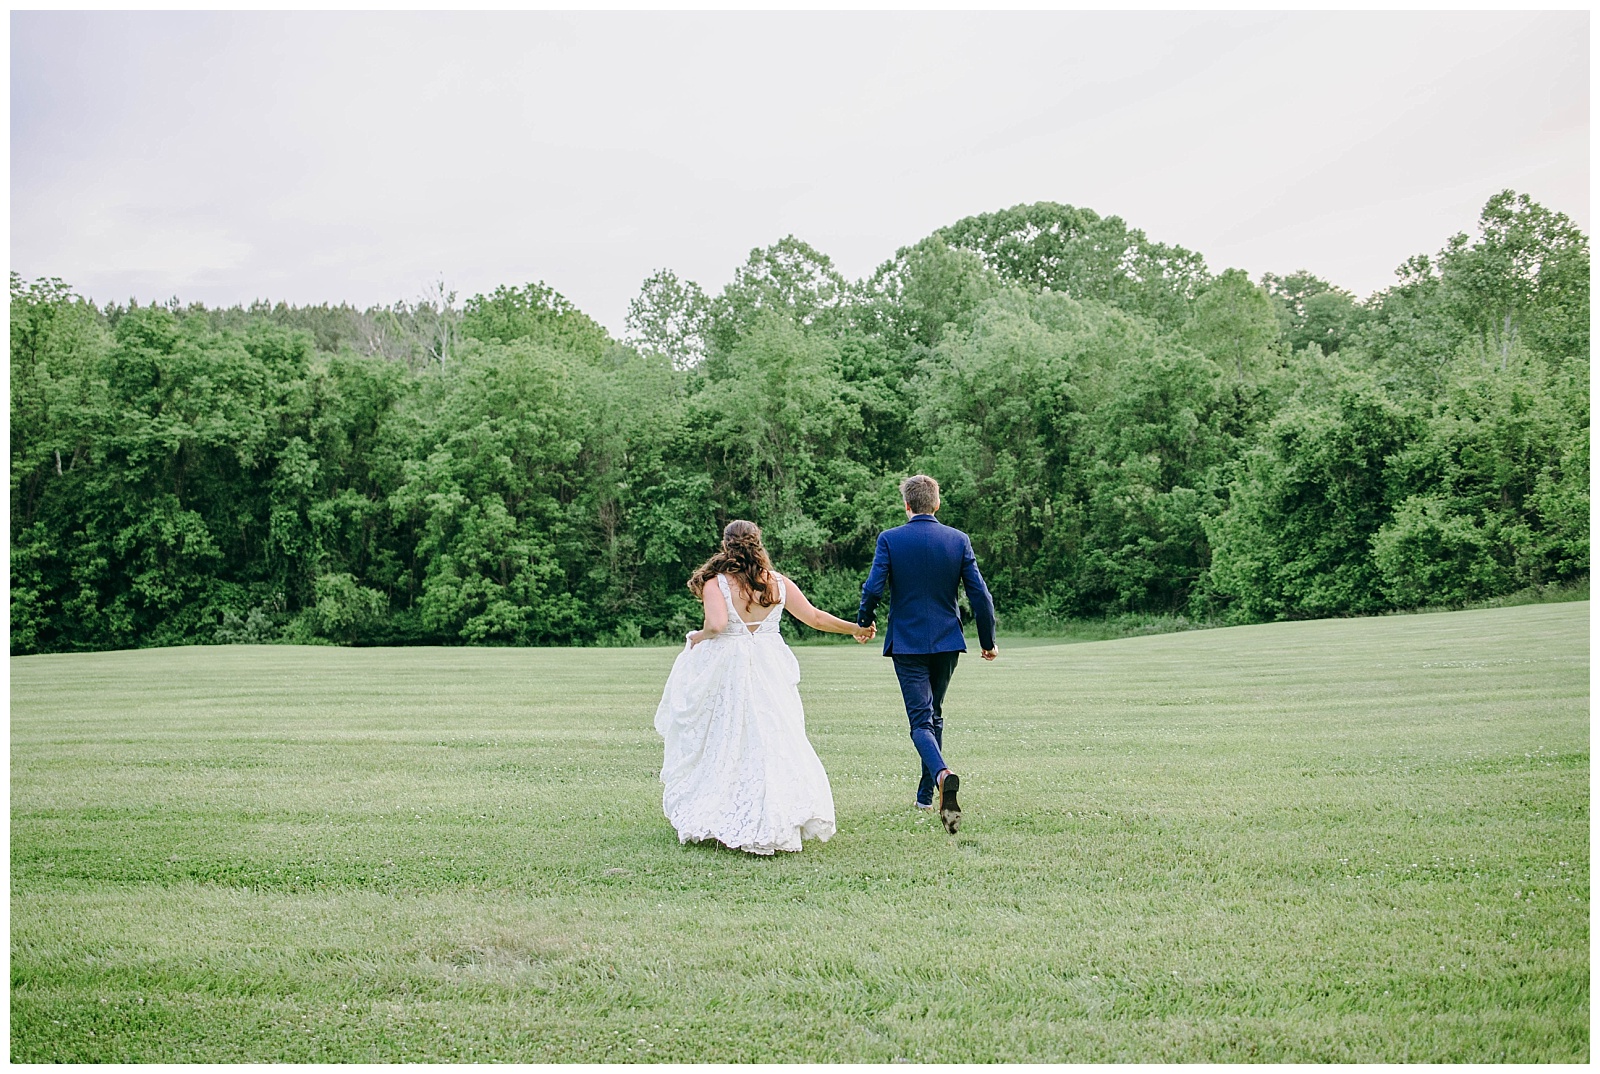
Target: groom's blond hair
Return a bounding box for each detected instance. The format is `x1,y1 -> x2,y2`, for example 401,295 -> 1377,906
900,474 -> 940,514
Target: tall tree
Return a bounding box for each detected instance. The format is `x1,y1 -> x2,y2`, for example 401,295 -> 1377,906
625,269 -> 711,370
460,280 -> 610,362
1435,190 -> 1590,368
938,202 -> 1210,330
1181,268 -> 1283,381
1261,270 -> 1366,355
704,236 -> 848,359
853,236 -> 1001,353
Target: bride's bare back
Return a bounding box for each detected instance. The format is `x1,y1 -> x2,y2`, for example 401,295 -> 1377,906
724,571 -> 780,623
689,568 -> 874,645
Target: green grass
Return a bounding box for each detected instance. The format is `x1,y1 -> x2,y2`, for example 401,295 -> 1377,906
11,602 -> 1589,1062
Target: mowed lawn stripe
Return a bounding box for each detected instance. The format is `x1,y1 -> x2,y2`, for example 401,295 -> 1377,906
11,602 -> 1588,1061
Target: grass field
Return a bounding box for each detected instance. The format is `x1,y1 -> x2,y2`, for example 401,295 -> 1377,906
10,602 -> 1589,1062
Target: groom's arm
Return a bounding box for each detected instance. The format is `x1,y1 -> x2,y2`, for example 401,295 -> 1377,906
857,533 -> 890,627
960,536 -> 997,652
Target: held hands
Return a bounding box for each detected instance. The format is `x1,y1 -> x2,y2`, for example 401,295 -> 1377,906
981,647 -> 998,661
852,623 -> 876,644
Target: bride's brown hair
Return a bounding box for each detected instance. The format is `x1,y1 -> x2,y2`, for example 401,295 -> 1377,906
688,520 -> 775,603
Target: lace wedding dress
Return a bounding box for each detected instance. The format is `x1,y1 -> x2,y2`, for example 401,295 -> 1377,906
653,574 -> 836,855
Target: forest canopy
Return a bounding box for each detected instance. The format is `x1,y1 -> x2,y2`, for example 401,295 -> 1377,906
10,190 -> 1589,653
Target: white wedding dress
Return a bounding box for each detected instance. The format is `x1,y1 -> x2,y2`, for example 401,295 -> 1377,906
653,573 -> 836,855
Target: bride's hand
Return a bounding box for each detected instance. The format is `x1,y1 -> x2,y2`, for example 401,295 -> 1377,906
687,629 -> 705,649
852,623 -> 876,643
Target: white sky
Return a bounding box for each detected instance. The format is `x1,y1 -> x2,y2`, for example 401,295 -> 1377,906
11,10 -> 1590,336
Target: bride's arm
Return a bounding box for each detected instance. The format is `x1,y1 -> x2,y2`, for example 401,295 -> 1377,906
688,582 -> 728,648
779,575 -> 875,642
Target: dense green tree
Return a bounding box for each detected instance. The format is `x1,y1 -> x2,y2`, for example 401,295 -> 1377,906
1355,194 -> 1589,398
704,237 -> 848,360
1435,190 -> 1590,368
689,311 -> 867,566
18,307 -> 303,648
1262,270 -> 1367,356
938,202 -> 1210,330
917,285 -> 1238,619
1347,253 -> 1468,396
854,237 -> 1002,353
915,287 -> 1098,600
1181,269 -> 1283,381
388,339 -> 592,644
1075,339 -> 1231,614
570,342 -> 709,639
460,281 -> 611,361
9,190 -> 1588,653
1373,356 -> 1589,605
1204,361 -> 1419,621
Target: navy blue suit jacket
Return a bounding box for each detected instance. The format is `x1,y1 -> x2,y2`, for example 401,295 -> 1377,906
857,514 -> 997,656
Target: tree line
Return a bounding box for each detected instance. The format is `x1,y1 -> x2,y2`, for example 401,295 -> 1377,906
10,191 -> 1588,653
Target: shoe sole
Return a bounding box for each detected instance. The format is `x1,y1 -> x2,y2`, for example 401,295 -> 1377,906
939,773 -> 961,834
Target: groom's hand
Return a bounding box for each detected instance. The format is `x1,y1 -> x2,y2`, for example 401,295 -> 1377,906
981,647 -> 998,661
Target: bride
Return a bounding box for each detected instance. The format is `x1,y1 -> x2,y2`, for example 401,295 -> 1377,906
653,520 -> 874,855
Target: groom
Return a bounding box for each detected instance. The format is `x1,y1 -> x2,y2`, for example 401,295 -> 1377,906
857,474 -> 997,835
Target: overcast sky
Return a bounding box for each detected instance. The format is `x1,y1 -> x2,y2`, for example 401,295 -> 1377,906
12,10 -> 1589,335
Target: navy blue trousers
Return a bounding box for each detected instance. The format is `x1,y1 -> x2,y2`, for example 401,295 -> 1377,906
891,651 -> 961,805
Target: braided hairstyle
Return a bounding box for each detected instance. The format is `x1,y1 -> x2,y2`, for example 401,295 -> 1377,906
688,520 -> 776,603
